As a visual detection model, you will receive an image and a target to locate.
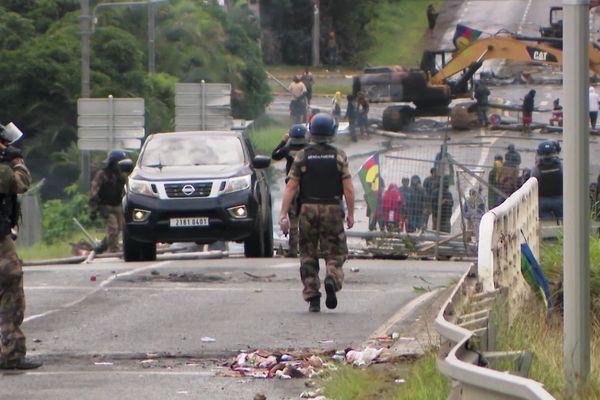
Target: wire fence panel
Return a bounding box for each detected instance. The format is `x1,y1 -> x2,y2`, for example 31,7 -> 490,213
357,138 -> 530,259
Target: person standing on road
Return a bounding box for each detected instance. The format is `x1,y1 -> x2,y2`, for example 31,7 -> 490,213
522,89 -> 536,132
409,175 -> 425,232
301,68 -> 314,105
272,124 -> 307,257
381,183 -> 404,232
278,113 -> 355,313
488,154 -> 504,208
288,75 -> 307,124
422,167 -> 438,230
504,143 -> 521,168
345,94 -> 358,142
427,4 -> 439,37
589,86 -> 599,129
89,150 -> 128,254
474,83 -> 491,127
357,92 -> 370,138
531,140 -> 563,219
0,123 -> 41,370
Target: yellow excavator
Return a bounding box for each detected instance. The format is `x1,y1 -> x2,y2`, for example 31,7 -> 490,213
359,33 -> 600,131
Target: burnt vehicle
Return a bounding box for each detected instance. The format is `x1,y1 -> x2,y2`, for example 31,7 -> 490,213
122,130 -> 272,261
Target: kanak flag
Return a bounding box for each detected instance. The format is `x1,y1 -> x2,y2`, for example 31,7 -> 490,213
358,152 -> 383,226
453,24 -> 483,50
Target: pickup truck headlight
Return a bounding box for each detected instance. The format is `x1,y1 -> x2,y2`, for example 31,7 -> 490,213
220,175 -> 251,194
128,178 -> 158,198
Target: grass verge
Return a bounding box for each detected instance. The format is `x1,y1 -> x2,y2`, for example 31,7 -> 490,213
321,352 -> 450,400
362,0 -> 445,67
17,232 -> 90,261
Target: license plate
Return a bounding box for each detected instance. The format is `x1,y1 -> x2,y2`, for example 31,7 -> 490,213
169,217 -> 209,227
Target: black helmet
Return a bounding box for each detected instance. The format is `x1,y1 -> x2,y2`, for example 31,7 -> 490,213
537,140 -> 560,156
106,149 -> 127,165
507,143 -> 515,152
288,124 -> 307,147
309,113 -> 336,143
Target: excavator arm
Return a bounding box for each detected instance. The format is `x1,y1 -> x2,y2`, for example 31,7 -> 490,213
430,36 -> 600,86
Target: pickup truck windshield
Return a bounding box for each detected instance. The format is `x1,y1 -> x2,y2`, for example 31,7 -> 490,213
141,135 -> 245,167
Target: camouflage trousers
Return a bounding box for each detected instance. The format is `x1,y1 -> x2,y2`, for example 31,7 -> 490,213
0,236 -> 26,364
100,205 -> 124,253
298,203 -> 348,301
287,201 -> 300,257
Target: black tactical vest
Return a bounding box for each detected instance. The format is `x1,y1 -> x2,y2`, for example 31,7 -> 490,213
99,168 -> 126,206
300,145 -> 343,204
537,159 -> 563,197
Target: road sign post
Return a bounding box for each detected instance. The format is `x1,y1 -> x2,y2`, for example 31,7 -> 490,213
175,82 -> 233,131
77,96 -> 145,152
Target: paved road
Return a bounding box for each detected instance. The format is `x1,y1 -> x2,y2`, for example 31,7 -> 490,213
5,256 -> 467,400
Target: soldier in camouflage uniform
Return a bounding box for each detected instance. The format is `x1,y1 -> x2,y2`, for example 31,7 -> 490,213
0,123 -> 41,369
271,124 -> 307,257
89,150 -> 128,253
279,113 -> 355,312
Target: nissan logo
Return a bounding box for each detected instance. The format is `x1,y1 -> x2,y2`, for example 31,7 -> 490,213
182,184 -> 195,196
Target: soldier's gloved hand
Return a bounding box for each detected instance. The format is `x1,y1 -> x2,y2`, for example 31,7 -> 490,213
90,210 -> 97,221
279,216 -> 289,237
0,146 -> 22,162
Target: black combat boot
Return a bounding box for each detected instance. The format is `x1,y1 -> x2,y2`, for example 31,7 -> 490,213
0,358 -> 43,370
324,277 -> 338,309
308,295 -> 321,312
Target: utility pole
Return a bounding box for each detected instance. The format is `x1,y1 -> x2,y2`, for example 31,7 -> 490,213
312,0 -> 320,67
563,0 -> 590,395
80,0 -> 92,189
148,0 -> 156,73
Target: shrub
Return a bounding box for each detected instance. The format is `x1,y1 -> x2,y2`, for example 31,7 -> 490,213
42,183 -> 98,244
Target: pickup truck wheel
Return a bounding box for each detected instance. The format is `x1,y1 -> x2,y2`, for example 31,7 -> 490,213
262,209 -> 274,258
244,218 -> 265,258
123,226 -> 157,262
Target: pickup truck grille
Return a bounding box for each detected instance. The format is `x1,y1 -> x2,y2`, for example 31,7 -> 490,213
164,182 -> 213,198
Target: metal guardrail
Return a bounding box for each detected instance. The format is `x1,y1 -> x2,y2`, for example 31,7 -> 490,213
435,178 -> 556,399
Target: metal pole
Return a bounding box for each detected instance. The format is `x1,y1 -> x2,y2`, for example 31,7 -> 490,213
563,0 -> 591,394
108,95 -> 115,149
80,0 -> 92,189
312,0 -> 320,67
148,0 -> 156,73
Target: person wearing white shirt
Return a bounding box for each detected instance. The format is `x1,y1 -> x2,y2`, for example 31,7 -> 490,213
589,86 -> 599,129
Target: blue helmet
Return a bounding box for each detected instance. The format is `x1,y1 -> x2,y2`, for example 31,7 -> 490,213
309,113 -> 336,143
537,140 -> 560,156
288,124 -> 307,147
106,149 -> 127,165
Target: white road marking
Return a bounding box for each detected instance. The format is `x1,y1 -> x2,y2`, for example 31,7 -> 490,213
517,0 -> 533,35
366,289 -> 443,341
24,261 -> 173,322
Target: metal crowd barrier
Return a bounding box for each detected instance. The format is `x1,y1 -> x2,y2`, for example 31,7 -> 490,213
435,178 -> 555,399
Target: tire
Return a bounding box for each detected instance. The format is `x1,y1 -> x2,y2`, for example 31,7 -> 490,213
262,208 -> 274,258
382,105 -> 414,131
244,218 -> 265,258
123,225 -> 157,262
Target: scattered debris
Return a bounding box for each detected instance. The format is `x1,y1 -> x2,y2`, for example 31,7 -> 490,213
350,267 -> 360,272
94,362 -> 114,366
151,270 -> 160,276
90,275 -> 97,282
33,338 -> 42,343
253,394 -> 267,400
244,272 -> 277,280
225,347 -> 385,380
201,337 -> 217,343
